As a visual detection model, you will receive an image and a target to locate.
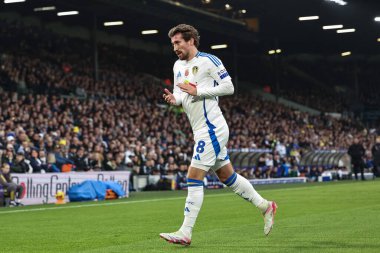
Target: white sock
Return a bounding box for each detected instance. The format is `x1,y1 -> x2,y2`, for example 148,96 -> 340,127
224,172 -> 269,213
179,180 -> 204,238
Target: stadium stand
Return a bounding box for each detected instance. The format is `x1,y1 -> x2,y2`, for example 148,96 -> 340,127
272,57 -> 380,113
0,18 -> 377,186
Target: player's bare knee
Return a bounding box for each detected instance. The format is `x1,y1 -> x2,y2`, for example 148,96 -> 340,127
215,163 -> 234,182
187,166 -> 207,181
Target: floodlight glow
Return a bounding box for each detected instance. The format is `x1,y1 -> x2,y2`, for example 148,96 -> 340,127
276,49 -> 282,53
298,16 -> 319,21
337,28 -> 355,33
225,4 -> 232,10
326,0 -> 347,6
4,0 -> 25,3
341,51 -> 351,56
211,44 -> 228,49
141,30 -> 159,35
34,6 -> 56,12
57,11 -> 79,16
268,50 -> 275,55
104,21 -> 124,26
375,17 -> 380,22
323,25 -> 343,30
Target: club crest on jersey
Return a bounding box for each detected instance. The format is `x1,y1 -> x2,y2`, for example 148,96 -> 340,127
176,71 -> 182,78
185,68 -> 189,77
192,66 -> 199,75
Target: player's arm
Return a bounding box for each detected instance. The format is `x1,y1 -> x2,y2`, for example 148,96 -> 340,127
164,64 -> 182,106
196,59 -> 234,98
172,75 -> 182,105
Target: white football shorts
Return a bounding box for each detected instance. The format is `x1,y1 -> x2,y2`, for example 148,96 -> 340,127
190,124 -> 230,172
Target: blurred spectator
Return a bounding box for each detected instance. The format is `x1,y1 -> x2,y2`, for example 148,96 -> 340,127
68,145 -> 78,161
140,159 -> 155,175
275,141 -> 286,158
165,156 -> 178,175
47,153 -> 60,173
73,147 -> 89,172
371,136 -> 380,177
12,151 -> 31,173
289,165 -> 299,177
103,152 -> 117,171
348,138 -> 366,180
0,163 -> 23,206
29,149 -> 47,173
2,144 -> 15,164
307,166 -> 318,182
279,158 -> 290,177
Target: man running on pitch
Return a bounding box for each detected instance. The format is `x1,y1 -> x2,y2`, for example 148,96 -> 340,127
160,24 -> 277,246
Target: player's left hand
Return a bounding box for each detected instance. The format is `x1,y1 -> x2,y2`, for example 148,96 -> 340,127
177,83 -> 197,96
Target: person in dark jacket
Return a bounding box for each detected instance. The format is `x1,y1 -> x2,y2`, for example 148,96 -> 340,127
68,144 -> 78,161
73,147 -> 90,172
11,152 -> 31,173
371,136 -> 380,177
348,138 -> 366,180
0,163 -> 23,206
29,149 -> 48,173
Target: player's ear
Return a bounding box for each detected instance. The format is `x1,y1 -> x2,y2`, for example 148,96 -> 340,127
189,38 -> 194,46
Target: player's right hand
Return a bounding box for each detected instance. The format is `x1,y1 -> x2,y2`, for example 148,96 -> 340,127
163,89 -> 176,105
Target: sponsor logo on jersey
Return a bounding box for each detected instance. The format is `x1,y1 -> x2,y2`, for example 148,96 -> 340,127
176,71 -> 182,78
192,66 -> 199,75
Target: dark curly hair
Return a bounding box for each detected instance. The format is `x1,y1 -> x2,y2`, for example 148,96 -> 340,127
168,24 -> 200,48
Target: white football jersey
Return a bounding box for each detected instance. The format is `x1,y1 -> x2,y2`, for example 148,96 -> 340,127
172,51 -> 234,134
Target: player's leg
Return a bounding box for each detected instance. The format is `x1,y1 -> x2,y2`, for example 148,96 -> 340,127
179,167 -> 206,238
215,162 -> 269,210
160,166 -> 206,245
4,183 -> 17,206
15,184 -> 23,206
213,158 -> 277,236
160,132 -> 217,245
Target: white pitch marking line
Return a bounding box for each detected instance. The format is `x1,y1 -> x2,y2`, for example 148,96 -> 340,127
0,183 -> 337,215
0,193 -> 232,215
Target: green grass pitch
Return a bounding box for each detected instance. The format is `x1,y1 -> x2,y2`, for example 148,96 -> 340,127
1,180 -> 379,253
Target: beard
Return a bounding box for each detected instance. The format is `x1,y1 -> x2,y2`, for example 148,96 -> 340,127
176,50 -> 189,61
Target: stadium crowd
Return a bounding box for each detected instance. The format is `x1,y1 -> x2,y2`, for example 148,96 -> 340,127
276,58 -> 380,113
0,18 -> 378,185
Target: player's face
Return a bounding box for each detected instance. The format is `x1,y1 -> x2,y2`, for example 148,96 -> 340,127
171,33 -> 192,60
